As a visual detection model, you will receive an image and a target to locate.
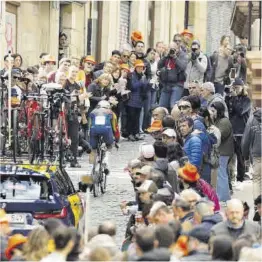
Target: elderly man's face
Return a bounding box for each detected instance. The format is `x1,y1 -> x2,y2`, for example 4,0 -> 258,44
152,108 -> 165,120
139,191 -> 152,204
226,204 -> 244,226
188,82 -> 201,96
154,209 -> 173,225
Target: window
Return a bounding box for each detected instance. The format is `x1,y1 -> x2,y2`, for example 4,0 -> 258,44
54,169 -> 75,196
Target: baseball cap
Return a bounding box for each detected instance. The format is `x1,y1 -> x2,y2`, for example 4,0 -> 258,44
162,128 -> 177,138
232,78 -> 244,86
140,144 -> 155,159
136,180 -> 158,193
202,82 -> 215,93
149,201 -> 167,217
136,165 -> 152,177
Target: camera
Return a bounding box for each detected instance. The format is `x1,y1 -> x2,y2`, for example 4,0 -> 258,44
169,48 -> 176,56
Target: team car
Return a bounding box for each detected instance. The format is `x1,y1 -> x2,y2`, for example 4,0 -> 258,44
0,163 -> 85,235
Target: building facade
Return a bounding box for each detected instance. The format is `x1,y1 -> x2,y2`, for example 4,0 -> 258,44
0,1 -> 261,68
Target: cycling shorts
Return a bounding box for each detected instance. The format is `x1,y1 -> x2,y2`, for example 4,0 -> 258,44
89,126 -> 114,149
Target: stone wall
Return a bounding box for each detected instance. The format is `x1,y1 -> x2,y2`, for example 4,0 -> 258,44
206,1 -> 234,55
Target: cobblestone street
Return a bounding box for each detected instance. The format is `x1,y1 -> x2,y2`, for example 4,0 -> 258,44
66,136 -> 153,245
66,135 -> 255,246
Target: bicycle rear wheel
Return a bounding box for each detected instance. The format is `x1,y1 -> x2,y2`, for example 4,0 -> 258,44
100,150 -> 107,194
12,109 -> 18,162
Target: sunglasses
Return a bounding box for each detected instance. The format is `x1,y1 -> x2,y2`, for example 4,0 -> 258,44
178,105 -> 191,110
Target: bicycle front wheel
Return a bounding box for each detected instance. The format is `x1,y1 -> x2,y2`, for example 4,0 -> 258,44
12,109 -> 18,162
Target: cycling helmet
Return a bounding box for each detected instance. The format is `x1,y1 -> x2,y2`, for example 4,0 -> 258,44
98,100 -> 110,109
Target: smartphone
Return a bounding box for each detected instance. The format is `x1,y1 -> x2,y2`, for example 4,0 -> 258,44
230,68 -> 236,79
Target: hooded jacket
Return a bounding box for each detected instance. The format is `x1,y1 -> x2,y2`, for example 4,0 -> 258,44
207,93 -> 229,118
227,95 -> 251,135
137,247 -> 171,261
242,109 -> 262,158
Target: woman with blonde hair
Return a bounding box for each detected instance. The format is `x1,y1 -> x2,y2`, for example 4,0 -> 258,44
88,73 -> 113,111
23,227 -> 50,261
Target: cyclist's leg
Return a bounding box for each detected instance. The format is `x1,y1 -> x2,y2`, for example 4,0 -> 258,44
89,129 -> 98,164
102,128 -> 114,173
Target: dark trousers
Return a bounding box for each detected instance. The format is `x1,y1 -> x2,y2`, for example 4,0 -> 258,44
120,101 -> 128,136
142,92 -> 152,131
127,106 -> 141,136
214,82 -> 224,95
68,115 -> 79,160
234,136 -> 245,182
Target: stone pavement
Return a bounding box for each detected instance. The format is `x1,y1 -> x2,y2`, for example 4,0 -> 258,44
66,135 -> 256,246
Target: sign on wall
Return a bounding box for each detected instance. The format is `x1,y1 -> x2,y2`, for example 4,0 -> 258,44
5,11 -> 16,53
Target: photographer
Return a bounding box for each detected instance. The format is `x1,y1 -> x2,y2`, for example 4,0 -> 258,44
226,78 -> 251,183
158,41 -> 187,110
232,46 -> 247,83
185,40 -> 207,88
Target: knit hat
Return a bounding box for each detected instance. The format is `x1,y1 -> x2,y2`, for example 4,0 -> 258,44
147,120 -> 163,133
136,180 -> 158,193
134,59 -> 144,68
202,82 -> 215,94
84,55 -> 96,64
120,63 -> 130,72
178,163 -> 200,182
233,77 -> 244,86
140,144 -> 155,159
181,29 -> 194,38
5,234 -> 27,260
131,30 -> 143,42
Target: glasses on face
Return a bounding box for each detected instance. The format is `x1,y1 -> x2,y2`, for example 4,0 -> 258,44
178,105 -> 191,110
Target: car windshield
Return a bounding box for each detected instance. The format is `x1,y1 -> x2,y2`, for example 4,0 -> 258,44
0,175 -> 52,200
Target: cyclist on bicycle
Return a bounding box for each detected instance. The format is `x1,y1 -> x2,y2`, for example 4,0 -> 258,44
89,100 -> 120,173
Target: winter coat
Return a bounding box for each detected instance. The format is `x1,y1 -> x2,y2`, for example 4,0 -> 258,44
127,72 -> 148,108
227,95 -> 251,135
242,109 -> 262,158
137,248 -> 171,261
210,52 -> 234,84
185,52 -> 208,86
158,51 -> 188,87
87,82 -> 111,110
180,250 -> 211,261
211,220 -> 261,241
183,133 -> 203,169
207,93 -> 229,118
215,117 -> 234,157
195,179 -> 220,211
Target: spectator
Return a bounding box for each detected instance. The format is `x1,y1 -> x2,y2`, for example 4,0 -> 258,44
48,58 -> 71,83
211,199 -> 261,241
238,246 -> 262,261
185,40 -> 207,88
13,53 -> 23,69
188,81 -> 206,107
201,82 -> 229,117
162,115 -> 176,129
135,227 -> 171,261
0,209 -> 11,261
149,201 -> 173,225
94,50 -> 121,72
181,29 -> 194,54
23,227 -> 50,261
241,108 -> 262,200
180,189 -> 201,209
5,234 -> 27,261
193,200 -> 223,242
210,36 -> 234,95
121,50 -> 131,64
152,107 -> 168,121
55,71 -> 67,86
41,227 -> 77,262
126,60 -> 148,141
209,235 -> 233,261
227,78 -> 251,183
178,163 -> 220,211
180,227 -> 211,261
155,225 -> 174,248
210,101 -> 234,202
86,247 -> 112,261
59,32 -> 68,61
253,195 -> 262,225
129,51 -> 137,71
158,41 -> 187,109
178,116 -> 203,169
232,234 -> 255,261
138,144 -> 155,166
161,129 -> 177,145
155,41 -> 165,62
66,230 -> 83,261
98,221 -> 116,237
136,180 -> 158,205
93,61 -> 115,79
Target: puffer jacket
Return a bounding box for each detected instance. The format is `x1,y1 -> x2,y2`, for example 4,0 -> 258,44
242,109 -> 262,158
195,179 -> 220,211
127,71 -> 148,108
183,133 -> 203,169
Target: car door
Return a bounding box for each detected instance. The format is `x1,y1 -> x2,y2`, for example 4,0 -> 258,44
60,168 -> 83,227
